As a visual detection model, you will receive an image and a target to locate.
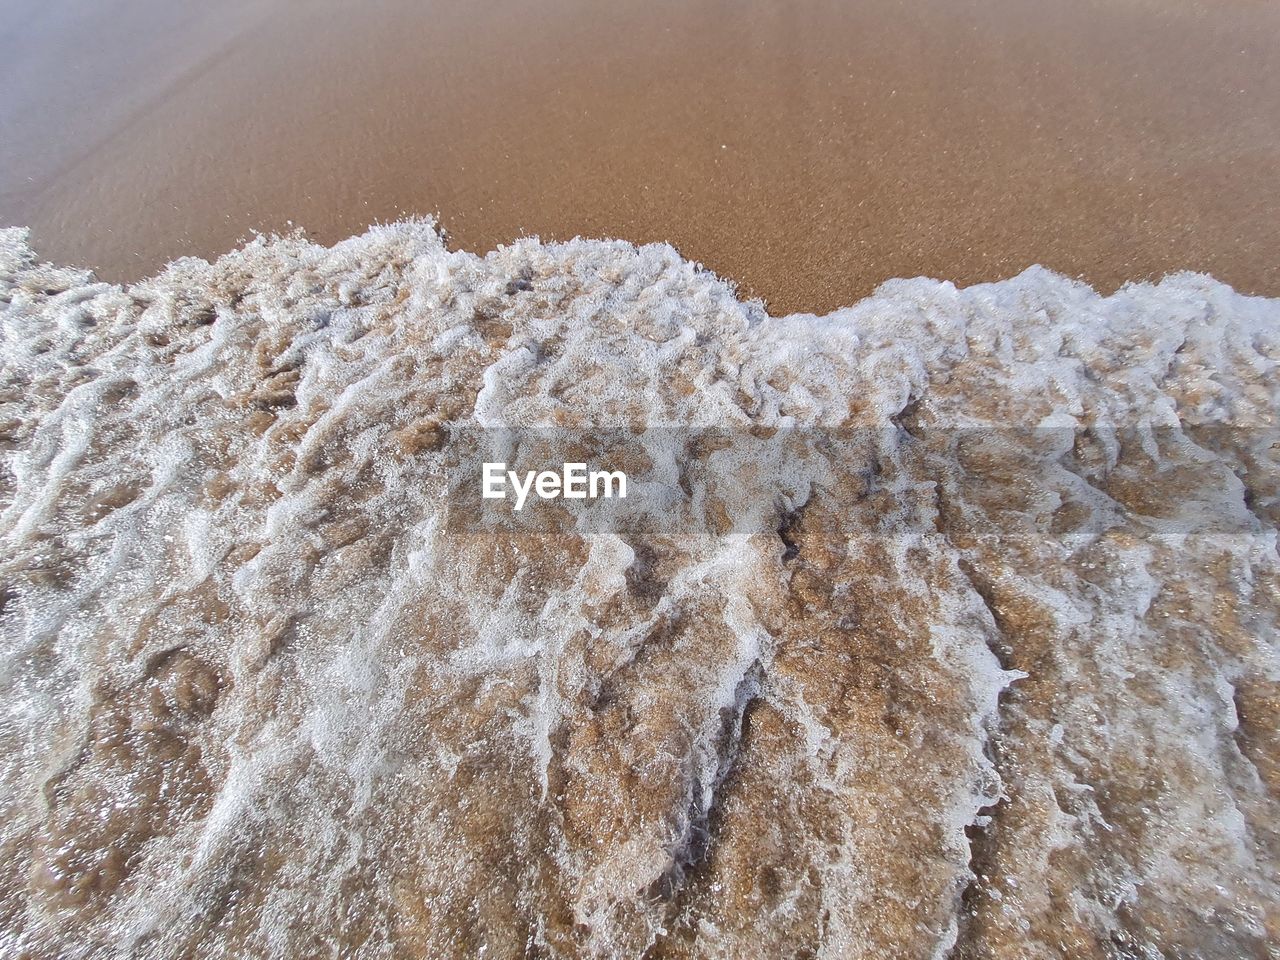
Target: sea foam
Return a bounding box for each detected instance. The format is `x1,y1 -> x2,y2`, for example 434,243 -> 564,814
0,221 -> 1277,958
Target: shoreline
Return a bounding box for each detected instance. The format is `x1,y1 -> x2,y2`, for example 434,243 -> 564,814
7,219 -> 1278,325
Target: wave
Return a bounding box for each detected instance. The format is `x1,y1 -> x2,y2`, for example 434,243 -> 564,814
1,221 -> 1277,958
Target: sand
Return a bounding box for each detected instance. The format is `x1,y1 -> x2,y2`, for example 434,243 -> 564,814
1,0 -> 1278,315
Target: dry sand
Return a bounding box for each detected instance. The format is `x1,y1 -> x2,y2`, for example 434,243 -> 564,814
1,0 -> 1278,314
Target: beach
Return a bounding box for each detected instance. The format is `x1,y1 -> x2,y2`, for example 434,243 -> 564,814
2,0 -> 1279,314
2,2 -> 1279,958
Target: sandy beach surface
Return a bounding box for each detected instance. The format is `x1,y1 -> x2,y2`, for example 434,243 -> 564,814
2,0 -> 1278,314
4,4 -> 1280,956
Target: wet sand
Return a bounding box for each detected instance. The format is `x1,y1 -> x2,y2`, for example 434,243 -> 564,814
1,0 -> 1278,315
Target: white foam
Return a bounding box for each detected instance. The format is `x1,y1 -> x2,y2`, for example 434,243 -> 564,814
0,221 -> 1277,958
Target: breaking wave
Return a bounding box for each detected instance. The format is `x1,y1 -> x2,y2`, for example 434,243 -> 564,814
1,220 -> 1277,957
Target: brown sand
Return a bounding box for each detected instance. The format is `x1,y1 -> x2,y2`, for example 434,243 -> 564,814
1,0 -> 1278,315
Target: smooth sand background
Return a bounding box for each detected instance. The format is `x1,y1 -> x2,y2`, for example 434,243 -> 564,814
1,0 -> 1278,315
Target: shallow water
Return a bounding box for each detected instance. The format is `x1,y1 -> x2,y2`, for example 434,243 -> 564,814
1,223 -> 1277,957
